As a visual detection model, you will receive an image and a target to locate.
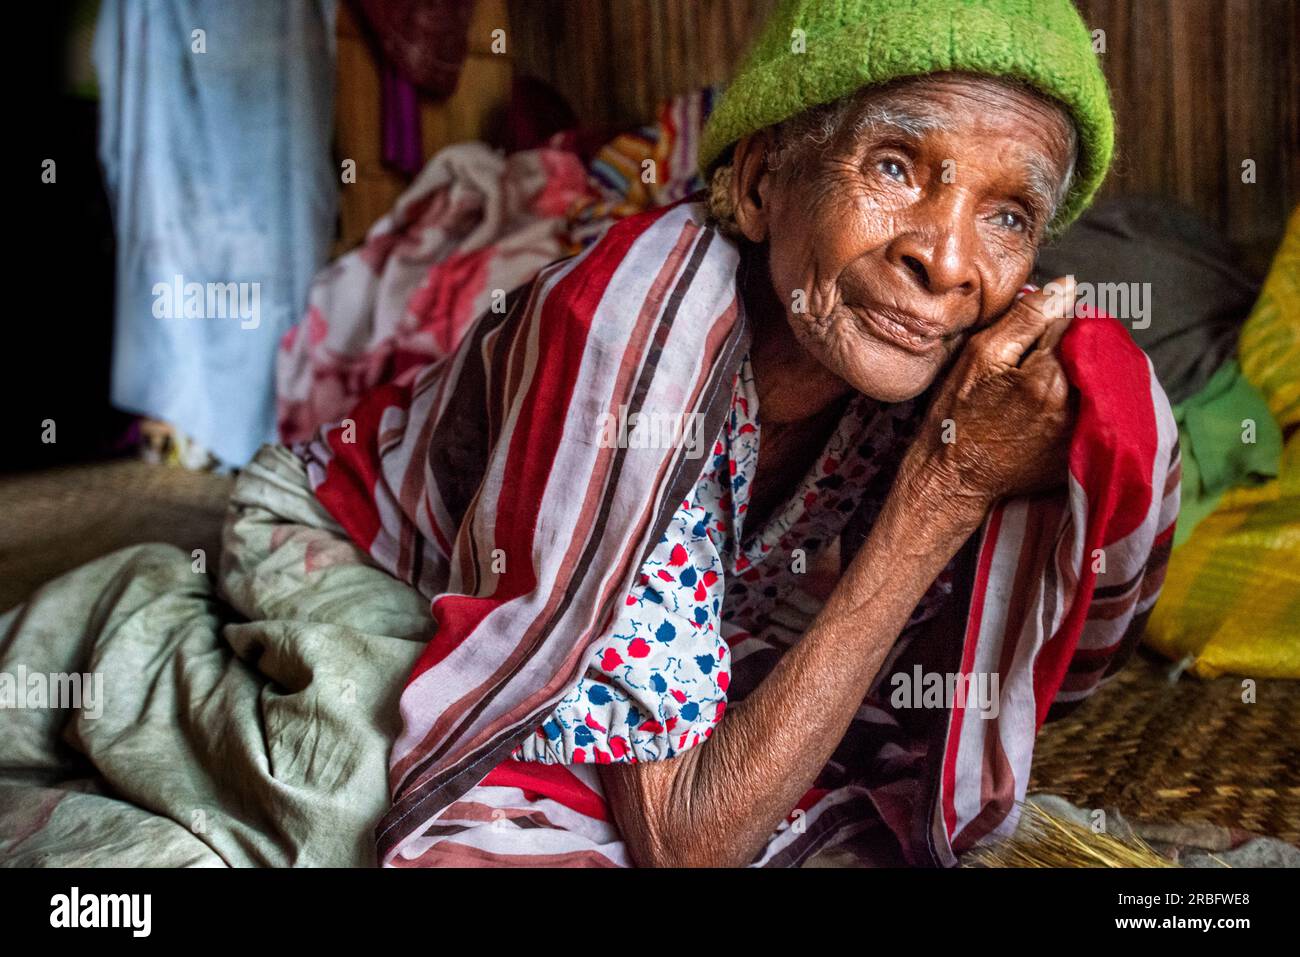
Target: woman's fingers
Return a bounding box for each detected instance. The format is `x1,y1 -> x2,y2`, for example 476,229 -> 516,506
1037,286 -> 1076,353
1037,315 -> 1072,354
1023,348 -> 1069,401
978,275 -> 1077,369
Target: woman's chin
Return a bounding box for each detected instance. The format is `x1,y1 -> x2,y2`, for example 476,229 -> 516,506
832,337 -> 946,404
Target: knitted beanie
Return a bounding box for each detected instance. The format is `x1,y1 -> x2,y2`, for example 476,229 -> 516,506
698,0 -> 1114,228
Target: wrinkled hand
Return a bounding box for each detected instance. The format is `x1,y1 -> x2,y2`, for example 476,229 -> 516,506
899,276 -> 1078,521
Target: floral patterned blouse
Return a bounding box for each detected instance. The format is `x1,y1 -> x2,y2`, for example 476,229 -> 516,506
513,352 -> 954,765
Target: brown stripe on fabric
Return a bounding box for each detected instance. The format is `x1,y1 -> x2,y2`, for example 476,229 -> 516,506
377,426 -> 407,451
461,506 -> 481,597
450,284 -> 539,599
1051,608 -> 1156,715
382,223 -> 733,829
395,521 -> 417,587
437,799 -> 561,830
480,326 -> 504,442
409,822 -> 474,840
1138,536 -> 1173,601
1091,565 -> 1145,601
1037,501 -> 1067,643
391,343 -> 488,582
951,724 -> 1017,854
500,265 -> 562,434
382,735 -> 538,861
1057,664 -> 1108,693
487,279 -> 540,450
1102,606 -> 1152,680
502,318 -> 528,434
989,504 -> 1049,665
1081,589 -> 1141,624
424,292 -> 523,535
1139,564 -> 1170,608
1163,448 -> 1183,499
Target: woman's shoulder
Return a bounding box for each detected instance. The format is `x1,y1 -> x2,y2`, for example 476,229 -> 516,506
542,197 -> 740,327
588,195 -> 727,261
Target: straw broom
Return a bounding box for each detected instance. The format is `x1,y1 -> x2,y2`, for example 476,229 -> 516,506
963,800 -> 1194,868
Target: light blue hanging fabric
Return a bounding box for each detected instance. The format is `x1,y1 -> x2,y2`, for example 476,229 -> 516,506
94,0 -> 337,466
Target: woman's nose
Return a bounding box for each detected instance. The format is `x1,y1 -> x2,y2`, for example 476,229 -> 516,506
887,222 -> 978,298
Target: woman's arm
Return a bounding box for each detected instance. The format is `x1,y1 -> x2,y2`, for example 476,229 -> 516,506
600,464 -> 982,867
597,278 -> 1078,867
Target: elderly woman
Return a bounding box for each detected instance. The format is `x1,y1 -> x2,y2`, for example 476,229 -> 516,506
291,0 -> 1180,868
0,0 -> 1182,871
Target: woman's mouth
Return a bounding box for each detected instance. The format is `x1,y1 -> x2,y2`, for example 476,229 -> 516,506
847,302 -> 946,355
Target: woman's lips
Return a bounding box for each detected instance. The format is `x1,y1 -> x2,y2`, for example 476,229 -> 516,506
848,301 -> 946,355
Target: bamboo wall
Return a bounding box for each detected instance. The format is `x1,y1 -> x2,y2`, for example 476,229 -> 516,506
1074,0 -> 1299,268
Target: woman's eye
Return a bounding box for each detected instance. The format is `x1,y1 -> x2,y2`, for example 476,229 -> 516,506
877,158 -> 907,181
992,209 -> 1028,232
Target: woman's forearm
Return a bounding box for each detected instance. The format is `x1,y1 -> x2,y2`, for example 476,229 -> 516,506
598,468 -> 986,867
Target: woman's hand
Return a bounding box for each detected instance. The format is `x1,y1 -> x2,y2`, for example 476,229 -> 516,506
898,276 -> 1078,522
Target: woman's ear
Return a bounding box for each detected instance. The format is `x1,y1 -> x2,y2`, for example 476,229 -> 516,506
730,132 -> 774,243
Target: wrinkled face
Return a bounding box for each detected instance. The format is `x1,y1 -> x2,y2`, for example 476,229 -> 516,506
731,73 -> 1077,402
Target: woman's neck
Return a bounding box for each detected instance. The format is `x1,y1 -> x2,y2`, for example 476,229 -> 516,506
739,244 -> 857,534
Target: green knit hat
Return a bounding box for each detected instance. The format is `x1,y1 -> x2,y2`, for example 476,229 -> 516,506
699,0 -> 1114,229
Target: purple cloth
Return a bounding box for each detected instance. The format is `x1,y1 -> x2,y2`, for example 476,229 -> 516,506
382,64 -> 423,177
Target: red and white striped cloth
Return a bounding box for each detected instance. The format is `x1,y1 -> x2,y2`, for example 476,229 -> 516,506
299,199 -> 1179,867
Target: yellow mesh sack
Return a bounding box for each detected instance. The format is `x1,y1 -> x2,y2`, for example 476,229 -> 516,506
1237,206 -> 1300,429
1145,435 -> 1300,678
